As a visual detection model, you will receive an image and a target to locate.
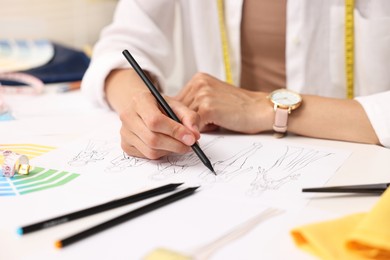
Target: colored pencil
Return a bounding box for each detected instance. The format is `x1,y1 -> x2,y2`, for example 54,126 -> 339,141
55,186 -> 199,248
17,183 -> 183,235
302,183 -> 389,194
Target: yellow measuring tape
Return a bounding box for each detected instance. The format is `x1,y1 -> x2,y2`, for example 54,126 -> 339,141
217,0 -> 354,98
216,0 -> 234,84
345,0 -> 355,99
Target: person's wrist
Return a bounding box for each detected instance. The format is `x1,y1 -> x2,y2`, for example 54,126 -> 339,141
106,69 -> 151,114
262,102 -> 275,132
254,92 -> 274,133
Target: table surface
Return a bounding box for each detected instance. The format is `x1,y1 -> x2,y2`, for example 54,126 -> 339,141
1,90 -> 389,260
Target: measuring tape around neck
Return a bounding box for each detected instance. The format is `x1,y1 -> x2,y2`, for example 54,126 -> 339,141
216,0 -> 234,84
217,0 -> 354,98
345,0 -> 355,99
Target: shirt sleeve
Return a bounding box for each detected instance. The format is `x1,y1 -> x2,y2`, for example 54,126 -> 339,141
355,91 -> 390,148
81,0 -> 177,109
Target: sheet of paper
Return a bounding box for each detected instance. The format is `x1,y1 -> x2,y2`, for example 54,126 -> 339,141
0,92 -> 117,147
30,127 -> 350,207
0,125 -> 351,259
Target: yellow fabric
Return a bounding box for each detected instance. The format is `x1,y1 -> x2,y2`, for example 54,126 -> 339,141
291,188 -> 390,260
143,248 -> 192,260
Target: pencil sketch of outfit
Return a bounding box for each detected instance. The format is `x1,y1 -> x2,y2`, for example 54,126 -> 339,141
150,137 -> 222,180
105,152 -> 149,172
199,142 -> 262,183
68,140 -> 113,167
248,146 -> 332,195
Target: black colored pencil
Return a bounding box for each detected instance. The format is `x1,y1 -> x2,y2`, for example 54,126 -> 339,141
302,183 -> 389,194
17,183 -> 183,235
55,186 -> 199,248
122,49 -> 215,174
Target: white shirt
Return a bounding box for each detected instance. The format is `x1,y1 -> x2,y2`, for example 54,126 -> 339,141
81,0 -> 390,147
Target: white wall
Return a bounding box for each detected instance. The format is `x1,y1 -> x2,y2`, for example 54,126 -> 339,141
0,0 -> 117,50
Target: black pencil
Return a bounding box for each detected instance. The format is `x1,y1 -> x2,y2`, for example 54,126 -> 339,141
122,50 -> 215,174
302,183 -> 389,194
55,186 -> 199,248
17,183 -> 183,235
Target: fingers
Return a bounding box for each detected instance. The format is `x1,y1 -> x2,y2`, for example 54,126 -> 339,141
120,125 -> 191,159
119,92 -> 200,159
171,101 -> 201,140
175,73 -> 273,134
200,124 -> 220,133
175,72 -> 214,106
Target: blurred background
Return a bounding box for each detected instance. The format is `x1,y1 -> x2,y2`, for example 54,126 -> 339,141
0,0 -> 183,93
0,0 -> 117,50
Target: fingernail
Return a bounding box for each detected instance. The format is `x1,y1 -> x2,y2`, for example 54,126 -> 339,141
182,134 -> 195,146
192,125 -> 199,133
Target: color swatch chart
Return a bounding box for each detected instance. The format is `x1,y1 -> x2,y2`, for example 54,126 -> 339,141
0,166 -> 79,196
0,143 -> 79,196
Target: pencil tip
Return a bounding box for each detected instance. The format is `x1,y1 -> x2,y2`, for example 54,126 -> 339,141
55,241 -> 63,249
16,228 -> 23,236
205,162 -> 216,175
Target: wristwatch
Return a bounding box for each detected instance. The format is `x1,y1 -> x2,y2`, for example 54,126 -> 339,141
268,89 -> 302,136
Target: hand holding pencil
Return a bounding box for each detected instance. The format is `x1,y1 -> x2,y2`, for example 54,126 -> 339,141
122,50 -> 214,173
105,59 -> 202,162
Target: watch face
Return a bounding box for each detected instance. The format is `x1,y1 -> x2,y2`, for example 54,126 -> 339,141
269,89 -> 302,108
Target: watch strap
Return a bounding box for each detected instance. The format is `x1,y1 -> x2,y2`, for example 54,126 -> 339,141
273,107 -> 288,133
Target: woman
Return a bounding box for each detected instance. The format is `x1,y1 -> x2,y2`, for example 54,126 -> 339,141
82,0 -> 390,159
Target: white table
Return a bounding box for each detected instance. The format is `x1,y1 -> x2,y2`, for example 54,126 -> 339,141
1,90 -> 389,260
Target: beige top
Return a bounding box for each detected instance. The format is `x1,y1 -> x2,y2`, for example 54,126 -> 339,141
240,0 -> 287,92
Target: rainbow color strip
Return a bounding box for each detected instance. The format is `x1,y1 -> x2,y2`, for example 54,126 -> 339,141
0,166 -> 79,196
0,144 -> 79,196
0,143 -> 56,165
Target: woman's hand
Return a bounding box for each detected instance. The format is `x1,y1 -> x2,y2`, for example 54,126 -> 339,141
105,69 -> 200,159
105,70 -> 379,159
175,73 -> 274,134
